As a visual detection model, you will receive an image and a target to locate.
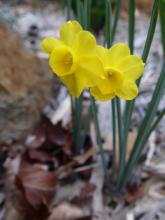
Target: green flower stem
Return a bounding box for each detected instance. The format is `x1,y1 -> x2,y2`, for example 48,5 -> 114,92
141,0 -> 160,63
80,0 -> 107,171
113,0 -> 130,184
159,0 -> 165,58
116,98 -> 124,178
112,0 -> 123,41
105,0 -> 113,47
118,62 -> 165,192
111,100 -> 117,179
75,0 -> 92,154
105,0 -> 117,179
71,96 -> 76,143
75,95 -> 84,154
145,108 -> 165,141
84,0 -> 92,30
76,0 -> 85,27
105,0 -> 124,185
66,0 -> 72,20
121,0 -> 135,183
128,0 -> 135,53
65,0 -> 77,147
123,0 -> 159,151
122,101 -> 133,157
77,106 -> 92,153
118,0 -> 160,192
108,0 -> 124,183
77,0 -> 91,153
74,0 -> 86,154
91,97 -> 107,171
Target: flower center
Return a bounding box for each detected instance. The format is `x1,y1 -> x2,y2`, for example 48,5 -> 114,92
52,46 -> 79,76
105,67 -> 120,78
65,54 -> 73,65
98,67 -> 125,94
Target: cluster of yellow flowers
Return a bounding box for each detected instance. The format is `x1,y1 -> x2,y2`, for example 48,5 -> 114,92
42,20 -> 144,101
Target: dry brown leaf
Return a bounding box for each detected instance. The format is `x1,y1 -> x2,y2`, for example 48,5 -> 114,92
28,148 -> 53,163
124,184 -> 146,204
16,162 -> 56,207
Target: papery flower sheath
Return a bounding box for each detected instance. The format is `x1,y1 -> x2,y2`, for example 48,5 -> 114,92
90,43 -> 145,101
41,20 -> 105,97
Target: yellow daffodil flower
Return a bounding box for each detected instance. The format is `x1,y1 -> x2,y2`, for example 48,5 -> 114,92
90,43 -> 145,101
41,20 -> 105,97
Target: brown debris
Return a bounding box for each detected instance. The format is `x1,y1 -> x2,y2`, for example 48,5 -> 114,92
0,20 -> 52,143
124,184 -> 146,204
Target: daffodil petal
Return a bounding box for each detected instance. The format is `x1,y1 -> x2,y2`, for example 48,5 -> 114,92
60,20 -> 82,46
105,43 -> 130,66
73,31 -> 96,56
96,45 -> 108,65
60,72 -> 92,98
116,80 -> 138,100
60,74 -> 82,97
117,55 -> 144,80
91,87 -> 115,101
41,37 -> 63,54
79,56 -> 105,78
78,56 -> 105,86
60,56 -> 104,97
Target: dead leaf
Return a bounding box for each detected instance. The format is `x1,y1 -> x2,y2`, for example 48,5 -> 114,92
12,176 -> 51,220
16,162 -> 56,207
27,148 -> 53,163
124,184 -> 146,204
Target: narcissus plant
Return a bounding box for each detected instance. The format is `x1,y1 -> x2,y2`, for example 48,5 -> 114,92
42,21 -> 144,101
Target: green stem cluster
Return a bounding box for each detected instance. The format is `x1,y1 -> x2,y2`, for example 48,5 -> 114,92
160,0 -> 165,58
118,0 -> 161,192
65,0 -> 164,194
